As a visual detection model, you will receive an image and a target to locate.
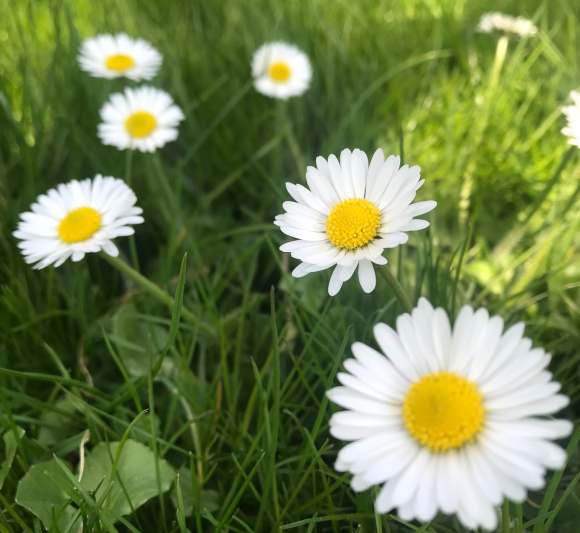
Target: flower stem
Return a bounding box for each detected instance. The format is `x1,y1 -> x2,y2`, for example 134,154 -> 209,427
102,253 -> 214,336
125,149 -> 134,185
125,150 -> 140,270
379,267 -> 413,313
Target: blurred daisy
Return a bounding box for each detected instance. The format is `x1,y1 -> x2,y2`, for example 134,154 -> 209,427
14,176 -> 144,269
562,90 -> 580,148
79,33 -> 162,80
275,148 -> 436,295
98,86 -> 184,152
252,41 -> 312,99
327,298 -> 571,530
477,12 -> 538,37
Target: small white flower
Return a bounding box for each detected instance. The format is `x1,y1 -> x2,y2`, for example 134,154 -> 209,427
252,41 -> 312,99
477,12 -> 538,37
98,86 -> 184,152
14,176 -> 144,269
79,33 -> 162,80
562,90 -> 580,148
327,298 -> 572,531
275,148 -> 436,295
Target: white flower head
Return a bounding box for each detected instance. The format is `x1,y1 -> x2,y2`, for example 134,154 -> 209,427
477,12 -> 538,37
14,176 -> 144,269
275,149 -> 436,295
562,90 -> 580,148
252,41 -> 312,99
327,298 -> 572,530
79,33 -> 162,80
98,86 -> 184,153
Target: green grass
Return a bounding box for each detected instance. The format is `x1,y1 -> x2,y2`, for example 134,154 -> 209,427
1,0 -> 579,531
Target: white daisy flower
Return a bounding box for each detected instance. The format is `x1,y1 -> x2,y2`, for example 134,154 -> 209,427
14,176 -> 144,269
562,90 -> 580,148
79,33 -> 162,80
477,12 -> 538,37
98,86 -> 184,152
327,298 -> 572,530
274,148 -> 436,295
252,41 -> 312,99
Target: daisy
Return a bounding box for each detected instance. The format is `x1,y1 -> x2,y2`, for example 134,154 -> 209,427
561,90 -> 580,148
252,41 -> 312,99
477,12 -> 538,37
79,33 -> 162,80
14,176 -> 144,269
274,148 -> 436,295
327,298 -> 572,530
98,86 -> 184,152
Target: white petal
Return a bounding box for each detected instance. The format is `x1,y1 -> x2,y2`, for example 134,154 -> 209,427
357,259 -> 376,293
328,265 -> 345,296
373,323 -> 420,381
390,447 -> 430,507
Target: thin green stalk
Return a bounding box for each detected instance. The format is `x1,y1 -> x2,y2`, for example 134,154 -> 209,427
101,253 -> 214,336
125,149 -> 134,186
451,222 -> 472,317
379,267 -> 412,312
501,500 -> 511,533
125,150 -> 140,270
153,153 -> 179,217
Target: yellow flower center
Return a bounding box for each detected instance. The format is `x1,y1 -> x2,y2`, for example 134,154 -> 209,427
268,61 -> 292,82
325,199 -> 381,250
105,53 -> 136,73
124,111 -> 158,139
58,207 -> 102,244
403,372 -> 485,452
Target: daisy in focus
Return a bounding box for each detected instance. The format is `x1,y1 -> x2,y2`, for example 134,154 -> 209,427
274,148 -> 436,295
477,12 -> 538,37
98,86 -> 184,152
327,298 -> 571,530
561,90 -> 580,148
252,41 -> 312,99
14,176 -> 144,269
79,33 -> 162,80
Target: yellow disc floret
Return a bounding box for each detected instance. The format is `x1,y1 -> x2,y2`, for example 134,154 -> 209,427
124,111 -> 158,139
326,199 -> 381,250
268,61 -> 292,82
105,53 -> 136,73
403,372 -> 485,452
58,207 -> 102,244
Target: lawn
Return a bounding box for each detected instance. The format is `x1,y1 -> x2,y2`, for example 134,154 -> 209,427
0,0 -> 579,531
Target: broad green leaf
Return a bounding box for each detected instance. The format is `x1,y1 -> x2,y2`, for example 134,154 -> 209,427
111,303 -> 169,377
80,439 -> 175,522
0,426 -> 25,489
38,396 -> 81,447
171,466 -> 219,517
15,458 -> 78,531
174,366 -> 211,415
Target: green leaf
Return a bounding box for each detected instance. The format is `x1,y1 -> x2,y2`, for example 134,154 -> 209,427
0,426 -> 25,489
111,303 -> 169,377
38,396 -> 81,447
15,458 -> 78,531
171,466 -> 219,517
80,439 -> 176,522
173,367 -> 211,415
